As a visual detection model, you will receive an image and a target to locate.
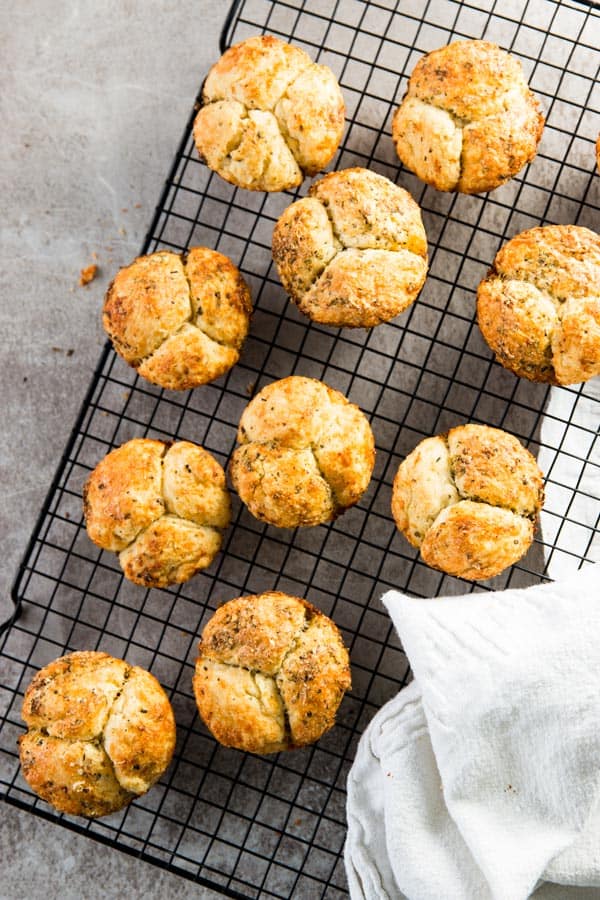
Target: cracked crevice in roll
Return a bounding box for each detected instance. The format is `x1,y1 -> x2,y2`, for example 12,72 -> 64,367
272,167 -> 428,329
103,247 -> 252,391
193,35 -> 345,192
392,40 -> 544,194
84,438 -> 231,588
391,424 -> 544,581
477,225 -> 600,386
229,376 -> 375,529
193,593 -> 351,754
19,651 -> 176,818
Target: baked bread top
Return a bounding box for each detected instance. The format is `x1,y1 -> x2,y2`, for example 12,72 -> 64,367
19,651 -> 176,817
230,375 -> 375,528
392,424 -> 544,581
477,225 -> 600,385
272,167 -> 428,328
103,247 -> 252,390
193,35 -> 345,192
84,438 -> 230,588
392,40 -> 544,194
193,592 -> 351,753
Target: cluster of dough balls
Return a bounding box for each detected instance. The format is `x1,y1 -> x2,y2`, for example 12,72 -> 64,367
19,651 -> 176,817
392,39 -> 544,194
230,375 -> 375,528
84,438 -> 230,588
272,167 -> 429,328
103,247 -> 252,391
19,595 -> 354,817
193,35 -> 345,192
194,592 -> 351,754
477,225 -> 600,386
392,424 -> 544,581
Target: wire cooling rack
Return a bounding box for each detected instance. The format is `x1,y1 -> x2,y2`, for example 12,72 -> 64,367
2,1 -> 599,897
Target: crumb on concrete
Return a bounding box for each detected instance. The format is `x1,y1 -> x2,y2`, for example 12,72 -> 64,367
79,263 -> 98,287
246,381 -> 255,395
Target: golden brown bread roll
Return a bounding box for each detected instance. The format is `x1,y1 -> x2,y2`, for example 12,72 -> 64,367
193,35 -> 345,192
272,167 -> 428,328
19,651 -> 176,817
84,438 -> 230,587
103,247 -> 252,390
392,424 -> 544,581
477,225 -> 600,385
392,40 -> 544,194
229,376 -> 375,528
193,592 -> 351,753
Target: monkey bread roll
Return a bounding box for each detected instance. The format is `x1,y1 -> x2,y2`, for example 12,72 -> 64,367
230,376 -> 375,528
272,167 -> 428,328
193,592 -> 351,754
392,40 -> 544,194
19,651 -> 176,817
392,424 -> 544,581
103,247 -> 252,391
84,438 -> 230,588
477,225 -> 600,386
193,35 -> 345,192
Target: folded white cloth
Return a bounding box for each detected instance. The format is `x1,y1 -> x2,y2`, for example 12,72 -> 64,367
345,565 -> 600,900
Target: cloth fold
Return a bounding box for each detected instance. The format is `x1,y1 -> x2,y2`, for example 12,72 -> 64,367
345,566 -> 600,900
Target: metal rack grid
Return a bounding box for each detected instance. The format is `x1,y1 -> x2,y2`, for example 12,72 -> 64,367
1,0 -> 598,897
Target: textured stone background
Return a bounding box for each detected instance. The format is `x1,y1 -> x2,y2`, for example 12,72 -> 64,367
1,2 -> 225,896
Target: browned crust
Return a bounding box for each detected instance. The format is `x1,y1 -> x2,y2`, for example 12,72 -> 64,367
272,167 -> 428,328
477,225 -> 600,385
198,592 -> 309,675
19,651 -> 175,817
83,438 -> 165,553
230,376 -> 375,528
84,438 -> 230,588
103,252 -> 190,366
392,40 -> 544,194
19,733 -> 134,818
103,248 -> 252,391
193,35 -> 345,192
277,613 -> 351,747
447,424 -> 543,518
391,424 -> 543,581
193,593 -> 351,753
391,435 -> 458,547
229,443 -> 336,528
137,323 -> 239,390
103,666 -> 176,794
420,500 -> 534,581
119,516 -> 223,588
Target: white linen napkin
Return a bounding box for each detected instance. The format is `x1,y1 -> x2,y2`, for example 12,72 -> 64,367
345,565 -> 600,900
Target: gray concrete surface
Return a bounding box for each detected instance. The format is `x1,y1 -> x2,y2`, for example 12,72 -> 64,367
1,2 -> 227,896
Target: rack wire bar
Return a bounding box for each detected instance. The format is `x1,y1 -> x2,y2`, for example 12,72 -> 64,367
1,1 -> 598,897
